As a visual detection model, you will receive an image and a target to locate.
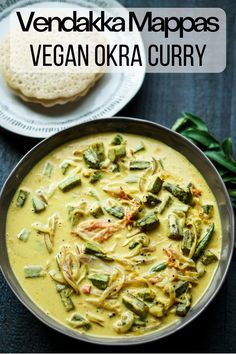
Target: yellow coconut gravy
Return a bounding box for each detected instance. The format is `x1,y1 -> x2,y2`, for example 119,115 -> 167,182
6,133 -> 221,338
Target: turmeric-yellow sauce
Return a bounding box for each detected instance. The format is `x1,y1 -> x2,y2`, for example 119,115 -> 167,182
6,133 -> 221,338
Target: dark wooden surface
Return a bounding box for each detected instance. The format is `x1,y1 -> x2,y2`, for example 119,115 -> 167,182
0,0 -> 235,352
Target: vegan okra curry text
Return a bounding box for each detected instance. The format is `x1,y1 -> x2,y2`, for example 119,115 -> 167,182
6,133 -> 221,338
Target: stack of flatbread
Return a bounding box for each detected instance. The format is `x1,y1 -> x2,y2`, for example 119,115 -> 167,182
0,34 -> 105,107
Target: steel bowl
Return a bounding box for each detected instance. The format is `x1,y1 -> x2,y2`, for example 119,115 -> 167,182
0,117 -> 234,345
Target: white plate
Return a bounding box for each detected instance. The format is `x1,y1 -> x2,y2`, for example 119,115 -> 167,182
0,0 -> 145,138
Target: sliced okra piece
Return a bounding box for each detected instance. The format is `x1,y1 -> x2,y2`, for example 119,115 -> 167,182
90,202 -> 104,218
149,261 -> 167,273
129,160 -> 151,170
143,193 -> 161,207
88,273 -> 110,290
133,141 -> 145,153
135,288 -> 156,302
58,175 -> 81,192
83,142 -> 105,169
89,171 -> 103,184
202,204 -> 214,216
201,249 -> 218,265
192,223 -> 215,261
43,161 -> 53,178
181,228 -> 195,256
147,176 -> 163,195
24,265 -> 46,278
176,293 -> 192,317
17,228 -> 30,242
137,212 -> 159,232
122,293 -> 149,318
168,213 -> 183,240
163,182 -> 193,205
156,195 -> 172,214
84,242 -> 113,261
32,195 -> 46,213
16,189 -> 28,208
67,313 -> 91,330
108,145 -> 126,162
58,287 -> 75,312
104,205 -> 124,219
174,281 -> 189,298
111,134 -> 124,146
60,161 -> 70,175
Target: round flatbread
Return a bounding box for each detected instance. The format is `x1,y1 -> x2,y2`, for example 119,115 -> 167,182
0,32 -> 106,106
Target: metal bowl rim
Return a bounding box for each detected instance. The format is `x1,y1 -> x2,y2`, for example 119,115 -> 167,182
0,116 -> 234,346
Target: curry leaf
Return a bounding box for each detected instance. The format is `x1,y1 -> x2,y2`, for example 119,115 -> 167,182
222,137 -> 234,161
172,112 -> 209,132
172,117 -> 188,132
172,112 -> 236,212
181,128 -> 220,149
205,151 -> 236,174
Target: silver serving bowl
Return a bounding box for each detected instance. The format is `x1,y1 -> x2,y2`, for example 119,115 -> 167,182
0,117 -> 234,345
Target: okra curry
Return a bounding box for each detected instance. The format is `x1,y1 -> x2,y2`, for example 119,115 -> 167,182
6,133 -> 221,338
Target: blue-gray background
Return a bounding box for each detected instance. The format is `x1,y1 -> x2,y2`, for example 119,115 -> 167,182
0,0 -> 235,352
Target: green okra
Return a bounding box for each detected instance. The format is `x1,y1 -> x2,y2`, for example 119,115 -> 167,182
111,134 -> 124,145
16,189 -> 28,208
202,204 -> 214,216
43,161 -> 53,178
149,261 -> 167,273
135,288 -> 156,302
67,313 -> 91,330
181,228 -> 195,256
163,182 -> 193,205
24,265 -> 45,278
129,160 -> 151,170
175,281 -> 189,298
122,293 -> 149,318
84,242 -> 113,261
156,195 -> 172,214
176,294 -> 192,317
67,204 -> 84,226
201,249 -> 218,265
137,212 -> 159,232
193,223 -> 215,261
89,171 -> 103,184
17,228 -> 30,242
168,213 -> 183,240
83,143 -> 105,169
60,161 -> 70,175
32,195 -> 46,213
104,205 -> 124,219
58,287 -> 75,312
147,176 -> 163,195
133,142 -> 145,153
143,193 -> 161,207
88,273 -> 110,290
108,145 -> 126,162
58,175 -> 81,192
90,202 -> 104,218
